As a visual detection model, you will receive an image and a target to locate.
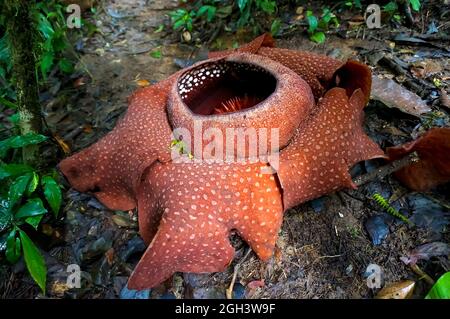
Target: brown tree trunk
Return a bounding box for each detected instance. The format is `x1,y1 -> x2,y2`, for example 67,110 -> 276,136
3,0 -> 42,166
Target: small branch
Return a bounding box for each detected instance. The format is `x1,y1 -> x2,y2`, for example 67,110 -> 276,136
226,248 -> 252,299
353,152 -> 419,187
409,264 -> 435,286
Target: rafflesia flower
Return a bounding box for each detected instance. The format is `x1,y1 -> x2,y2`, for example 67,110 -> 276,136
59,34 -> 450,289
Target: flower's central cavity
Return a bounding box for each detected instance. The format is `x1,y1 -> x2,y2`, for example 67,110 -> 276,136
178,61 -> 277,115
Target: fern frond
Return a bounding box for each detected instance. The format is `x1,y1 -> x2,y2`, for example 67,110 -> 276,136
372,193 -> 413,225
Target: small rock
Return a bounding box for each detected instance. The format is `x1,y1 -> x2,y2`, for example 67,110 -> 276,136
365,215 -> 389,245
310,197 -> 326,213
182,31 -> 191,42
193,287 -> 225,299
345,264 -> 354,276
408,194 -> 449,233
120,285 -> 150,299
119,236 -> 146,262
232,283 -> 245,299
112,214 -> 134,228
160,292 -> 176,299
80,236 -> 113,262
87,198 -> 105,210
113,276 -> 128,296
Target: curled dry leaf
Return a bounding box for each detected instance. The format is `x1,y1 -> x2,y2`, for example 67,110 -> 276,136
387,128 -> 450,191
375,280 -> 415,299
410,60 -> 442,79
135,79 -> 151,87
440,89 -> 450,110
371,76 -> 431,116
400,242 -> 450,266
54,134 -> 71,154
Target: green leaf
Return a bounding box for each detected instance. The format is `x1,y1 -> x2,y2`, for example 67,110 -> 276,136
426,272 -> 450,299
8,113 -> 20,125
15,198 -> 48,219
0,199 -> 12,232
27,172 -> 39,195
40,51 -> 54,77
0,164 -> 34,181
36,13 -> 55,39
52,33 -> 68,52
6,229 -> 21,264
19,230 -> 47,294
197,5 -> 216,22
173,19 -> 185,30
409,0 -> 421,12
41,176 -> 62,217
25,215 -> 44,230
150,49 -> 162,59
0,133 -> 47,157
237,0 -> 249,11
8,173 -> 32,207
0,95 -> 17,109
270,19 -> 281,37
306,11 -> 318,33
154,24 -> 164,33
216,5 -> 233,18
58,58 -> 74,74
310,31 -> 326,44
258,0 -> 276,14
383,1 -> 398,13
0,232 -> 7,252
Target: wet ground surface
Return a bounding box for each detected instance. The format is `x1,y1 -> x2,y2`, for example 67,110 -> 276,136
1,0 -> 449,299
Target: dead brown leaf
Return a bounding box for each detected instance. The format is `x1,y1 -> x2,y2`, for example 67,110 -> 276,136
54,134 -> 71,154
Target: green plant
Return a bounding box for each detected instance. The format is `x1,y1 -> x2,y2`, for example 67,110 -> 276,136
236,0 -> 277,28
306,8 -> 339,44
170,138 -> 193,160
0,133 -> 62,294
426,272 -> 450,299
169,0 -> 278,38
372,193 -> 413,225
0,0 -> 77,100
169,8 -> 196,32
344,0 -> 362,10
383,1 -> 421,20
347,225 -> 361,239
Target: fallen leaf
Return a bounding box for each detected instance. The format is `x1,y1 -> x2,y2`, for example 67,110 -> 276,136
387,128 -> 450,191
50,281 -> 70,297
440,89 -> 450,109
105,247 -> 115,265
371,76 -> 431,116
135,79 -> 151,87
112,214 -> 134,228
54,134 -> 71,154
400,242 -> 450,265
376,280 -> 415,299
83,124 -> 93,133
73,77 -> 86,88
247,280 -> 265,290
410,60 -> 442,79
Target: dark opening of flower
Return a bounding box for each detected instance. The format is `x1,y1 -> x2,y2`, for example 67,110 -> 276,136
177,61 -> 277,115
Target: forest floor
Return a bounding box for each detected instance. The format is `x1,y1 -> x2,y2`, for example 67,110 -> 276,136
1,0 -> 449,299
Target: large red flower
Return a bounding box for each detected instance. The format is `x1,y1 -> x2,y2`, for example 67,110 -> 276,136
59,34 -> 449,289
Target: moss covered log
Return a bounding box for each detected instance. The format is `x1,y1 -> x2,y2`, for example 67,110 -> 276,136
3,0 -> 42,165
